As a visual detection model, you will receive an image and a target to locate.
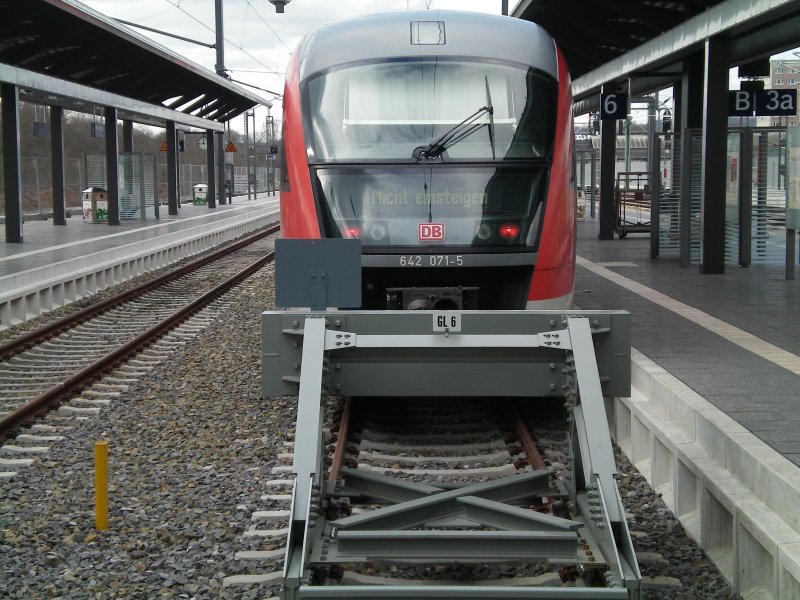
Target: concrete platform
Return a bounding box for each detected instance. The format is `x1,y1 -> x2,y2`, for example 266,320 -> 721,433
0,194 -> 279,329
574,216 -> 800,599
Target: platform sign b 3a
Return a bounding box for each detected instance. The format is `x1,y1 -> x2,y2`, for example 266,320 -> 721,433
787,127 -> 800,230
728,89 -> 797,117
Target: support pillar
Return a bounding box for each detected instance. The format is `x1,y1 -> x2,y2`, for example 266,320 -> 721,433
207,129 -> 216,208
2,83 -> 23,242
104,107 -> 120,225
699,37 -> 729,274
50,106 -> 66,226
598,113 -> 616,240
589,148 -> 596,218
122,120 -> 133,153
671,82 -> 683,193
167,120 -> 179,215
646,97 -> 659,259
216,131 -> 226,205
679,52 -> 704,267
739,131 -> 753,267
680,52 -> 705,131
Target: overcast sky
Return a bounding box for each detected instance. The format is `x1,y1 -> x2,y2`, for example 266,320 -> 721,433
79,0 -> 799,133
79,0 -> 509,132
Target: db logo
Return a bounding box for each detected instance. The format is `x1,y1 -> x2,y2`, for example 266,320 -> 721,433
418,223 -> 445,241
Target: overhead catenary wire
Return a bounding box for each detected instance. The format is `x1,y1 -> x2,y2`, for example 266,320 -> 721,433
227,77 -> 282,98
153,0 -> 285,78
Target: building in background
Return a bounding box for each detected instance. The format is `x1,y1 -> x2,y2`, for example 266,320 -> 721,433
768,55 -> 800,127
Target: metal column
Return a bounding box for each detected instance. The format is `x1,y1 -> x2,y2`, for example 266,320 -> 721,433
598,115 -> 616,240
217,133 -> 226,205
50,106 -> 66,226
206,129 -> 216,208
738,131 -> 753,267
2,83 -> 23,243
245,110 -> 254,200
122,119 -> 133,153
104,106 -> 120,226
679,53 -> 704,267
214,0 -> 227,206
590,148 -> 597,218
122,120 -> 140,221
166,120 -> 179,215
680,53 -> 704,135
679,128 -> 694,267
646,97 -> 660,259
699,37 -> 730,274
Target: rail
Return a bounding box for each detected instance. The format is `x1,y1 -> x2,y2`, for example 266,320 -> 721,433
262,309 -> 641,598
0,224 -> 279,436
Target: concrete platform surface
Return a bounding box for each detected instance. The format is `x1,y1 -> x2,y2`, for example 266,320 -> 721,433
1,195 -> 279,327
574,216 -> 800,599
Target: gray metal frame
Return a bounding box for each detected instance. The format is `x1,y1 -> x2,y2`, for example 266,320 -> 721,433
0,63 -> 226,133
262,310 -> 640,599
568,0 -> 800,104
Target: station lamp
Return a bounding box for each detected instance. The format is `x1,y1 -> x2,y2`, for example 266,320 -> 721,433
268,0 -> 292,12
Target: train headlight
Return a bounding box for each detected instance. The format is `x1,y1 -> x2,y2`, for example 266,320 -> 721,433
370,223 -> 387,242
476,223 -> 493,240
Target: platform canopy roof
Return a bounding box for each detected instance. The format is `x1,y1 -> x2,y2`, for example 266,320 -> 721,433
513,0 -> 800,110
0,0 -> 269,128
513,0 -> 727,79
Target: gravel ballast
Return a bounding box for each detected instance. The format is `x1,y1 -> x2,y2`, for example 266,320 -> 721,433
1,261 -> 741,599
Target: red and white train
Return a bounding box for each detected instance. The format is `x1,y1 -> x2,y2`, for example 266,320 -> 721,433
279,10 -> 575,310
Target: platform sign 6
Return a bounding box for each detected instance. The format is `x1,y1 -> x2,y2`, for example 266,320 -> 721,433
600,92 -> 628,120
728,89 -> 797,116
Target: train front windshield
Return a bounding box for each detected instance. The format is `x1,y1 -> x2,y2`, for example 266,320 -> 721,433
303,59 -> 556,249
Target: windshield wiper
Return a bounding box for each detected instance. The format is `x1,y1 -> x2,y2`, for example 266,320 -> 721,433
412,103 -> 494,161
485,75 -> 496,160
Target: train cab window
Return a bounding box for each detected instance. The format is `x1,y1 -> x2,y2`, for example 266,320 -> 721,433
312,166 -> 546,250
303,59 -> 555,162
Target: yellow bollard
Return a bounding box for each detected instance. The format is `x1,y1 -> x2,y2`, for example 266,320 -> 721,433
95,441 -> 108,530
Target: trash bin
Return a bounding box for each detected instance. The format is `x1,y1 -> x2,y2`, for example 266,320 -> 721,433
193,183 -> 208,205
82,187 -> 108,223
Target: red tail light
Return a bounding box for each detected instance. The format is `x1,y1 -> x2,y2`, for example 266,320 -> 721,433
343,226 -> 361,239
498,223 -> 520,240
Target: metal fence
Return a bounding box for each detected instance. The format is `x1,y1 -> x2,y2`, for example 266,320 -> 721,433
158,163 -> 277,202
4,156 -> 279,218
8,157 -> 84,217
85,154 -> 159,220
579,127 -> 791,267
654,128 -> 789,266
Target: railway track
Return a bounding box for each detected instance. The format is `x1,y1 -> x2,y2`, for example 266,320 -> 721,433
234,393 -> 680,597
0,223 -> 280,440
249,309 -> 644,598
327,395 -> 573,586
